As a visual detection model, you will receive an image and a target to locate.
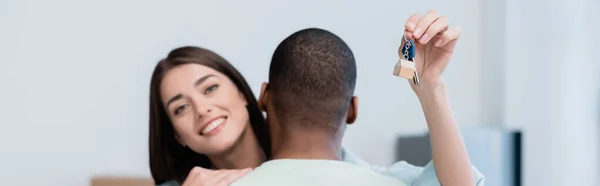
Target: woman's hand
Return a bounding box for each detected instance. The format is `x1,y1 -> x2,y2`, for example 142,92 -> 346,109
399,10 -> 462,94
182,167 -> 252,186
399,10 -> 476,186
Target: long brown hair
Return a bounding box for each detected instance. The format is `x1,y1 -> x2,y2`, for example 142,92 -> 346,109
148,46 -> 271,184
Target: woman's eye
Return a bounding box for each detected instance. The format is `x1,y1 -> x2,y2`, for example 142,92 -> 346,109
204,85 -> 219,94
174,104 -> 188,115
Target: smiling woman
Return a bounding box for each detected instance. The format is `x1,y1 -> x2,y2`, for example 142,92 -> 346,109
148,46 -> 271,185
160,64 -> 250,151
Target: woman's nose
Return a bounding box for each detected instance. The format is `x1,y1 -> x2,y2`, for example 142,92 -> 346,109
195,105 -> 212,118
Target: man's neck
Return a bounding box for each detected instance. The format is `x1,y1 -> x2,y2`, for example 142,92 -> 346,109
271,131 -> 343,160
208,126 -> 266,169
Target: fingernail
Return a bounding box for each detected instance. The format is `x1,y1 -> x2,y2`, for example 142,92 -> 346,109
434,39 -> 443,47
419,33 -> 429,44
407,23 -> 416,30
413,28 -> 422,38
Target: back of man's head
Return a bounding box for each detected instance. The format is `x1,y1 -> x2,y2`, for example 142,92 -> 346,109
267,28 -> 357,133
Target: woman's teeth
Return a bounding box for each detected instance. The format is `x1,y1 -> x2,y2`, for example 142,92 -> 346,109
201,118 -> 225,135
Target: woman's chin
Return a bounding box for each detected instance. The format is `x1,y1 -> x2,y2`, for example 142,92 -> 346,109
193,132 -> 244,155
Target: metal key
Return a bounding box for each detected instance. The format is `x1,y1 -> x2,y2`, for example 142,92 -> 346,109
412,61 -> 419,85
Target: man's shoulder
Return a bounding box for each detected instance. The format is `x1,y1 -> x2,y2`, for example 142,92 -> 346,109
232,159 -> 406,186
341,147 -> 486,186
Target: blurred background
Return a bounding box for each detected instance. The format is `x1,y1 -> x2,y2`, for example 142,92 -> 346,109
1,0 -> 598,185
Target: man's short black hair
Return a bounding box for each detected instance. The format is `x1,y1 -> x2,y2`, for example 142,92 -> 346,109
268,28 -> 356,132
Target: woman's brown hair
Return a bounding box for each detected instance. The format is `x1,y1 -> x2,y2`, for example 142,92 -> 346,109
148,46 -> 271,184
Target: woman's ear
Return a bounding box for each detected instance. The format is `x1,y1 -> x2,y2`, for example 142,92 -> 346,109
346,96 -> 358,124
258,82 -> 269,112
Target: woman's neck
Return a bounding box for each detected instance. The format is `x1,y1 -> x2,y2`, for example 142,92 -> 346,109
207,125 -> 266,169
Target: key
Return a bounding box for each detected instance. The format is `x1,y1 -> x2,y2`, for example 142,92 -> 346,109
413,66 -> 419,85
393,38 -> 419,85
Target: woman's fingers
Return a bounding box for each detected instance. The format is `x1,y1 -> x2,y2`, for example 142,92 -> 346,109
405,13 -> 421,33
183,167 -> 251,186
435,26 -> 462,47
214,168 -> 253,185
182,167 -> 211,186
420,16 -> 448,44
413,10 -> 440,40
203,168 -> 252,185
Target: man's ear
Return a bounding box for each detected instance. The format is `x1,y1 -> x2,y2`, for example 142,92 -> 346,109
346,96 -> 358,124
258,82 -> 269,112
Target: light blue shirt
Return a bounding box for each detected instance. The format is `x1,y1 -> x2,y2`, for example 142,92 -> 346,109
231,159 -> 407,186
158,147 -> 485,186
341,148 -> 485,186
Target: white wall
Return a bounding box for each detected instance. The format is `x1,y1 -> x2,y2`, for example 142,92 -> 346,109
482,0 -> 600,185
0,0 -> 483,185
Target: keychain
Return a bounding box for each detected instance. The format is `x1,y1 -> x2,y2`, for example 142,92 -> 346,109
393,35 -> 419,85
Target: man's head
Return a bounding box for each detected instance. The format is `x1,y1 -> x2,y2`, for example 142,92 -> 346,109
258,28 -> 358,141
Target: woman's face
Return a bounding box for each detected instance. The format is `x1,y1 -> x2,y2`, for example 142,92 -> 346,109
160,63 -> 249,155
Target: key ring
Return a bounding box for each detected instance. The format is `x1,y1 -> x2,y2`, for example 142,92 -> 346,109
402,34 -> 411,60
